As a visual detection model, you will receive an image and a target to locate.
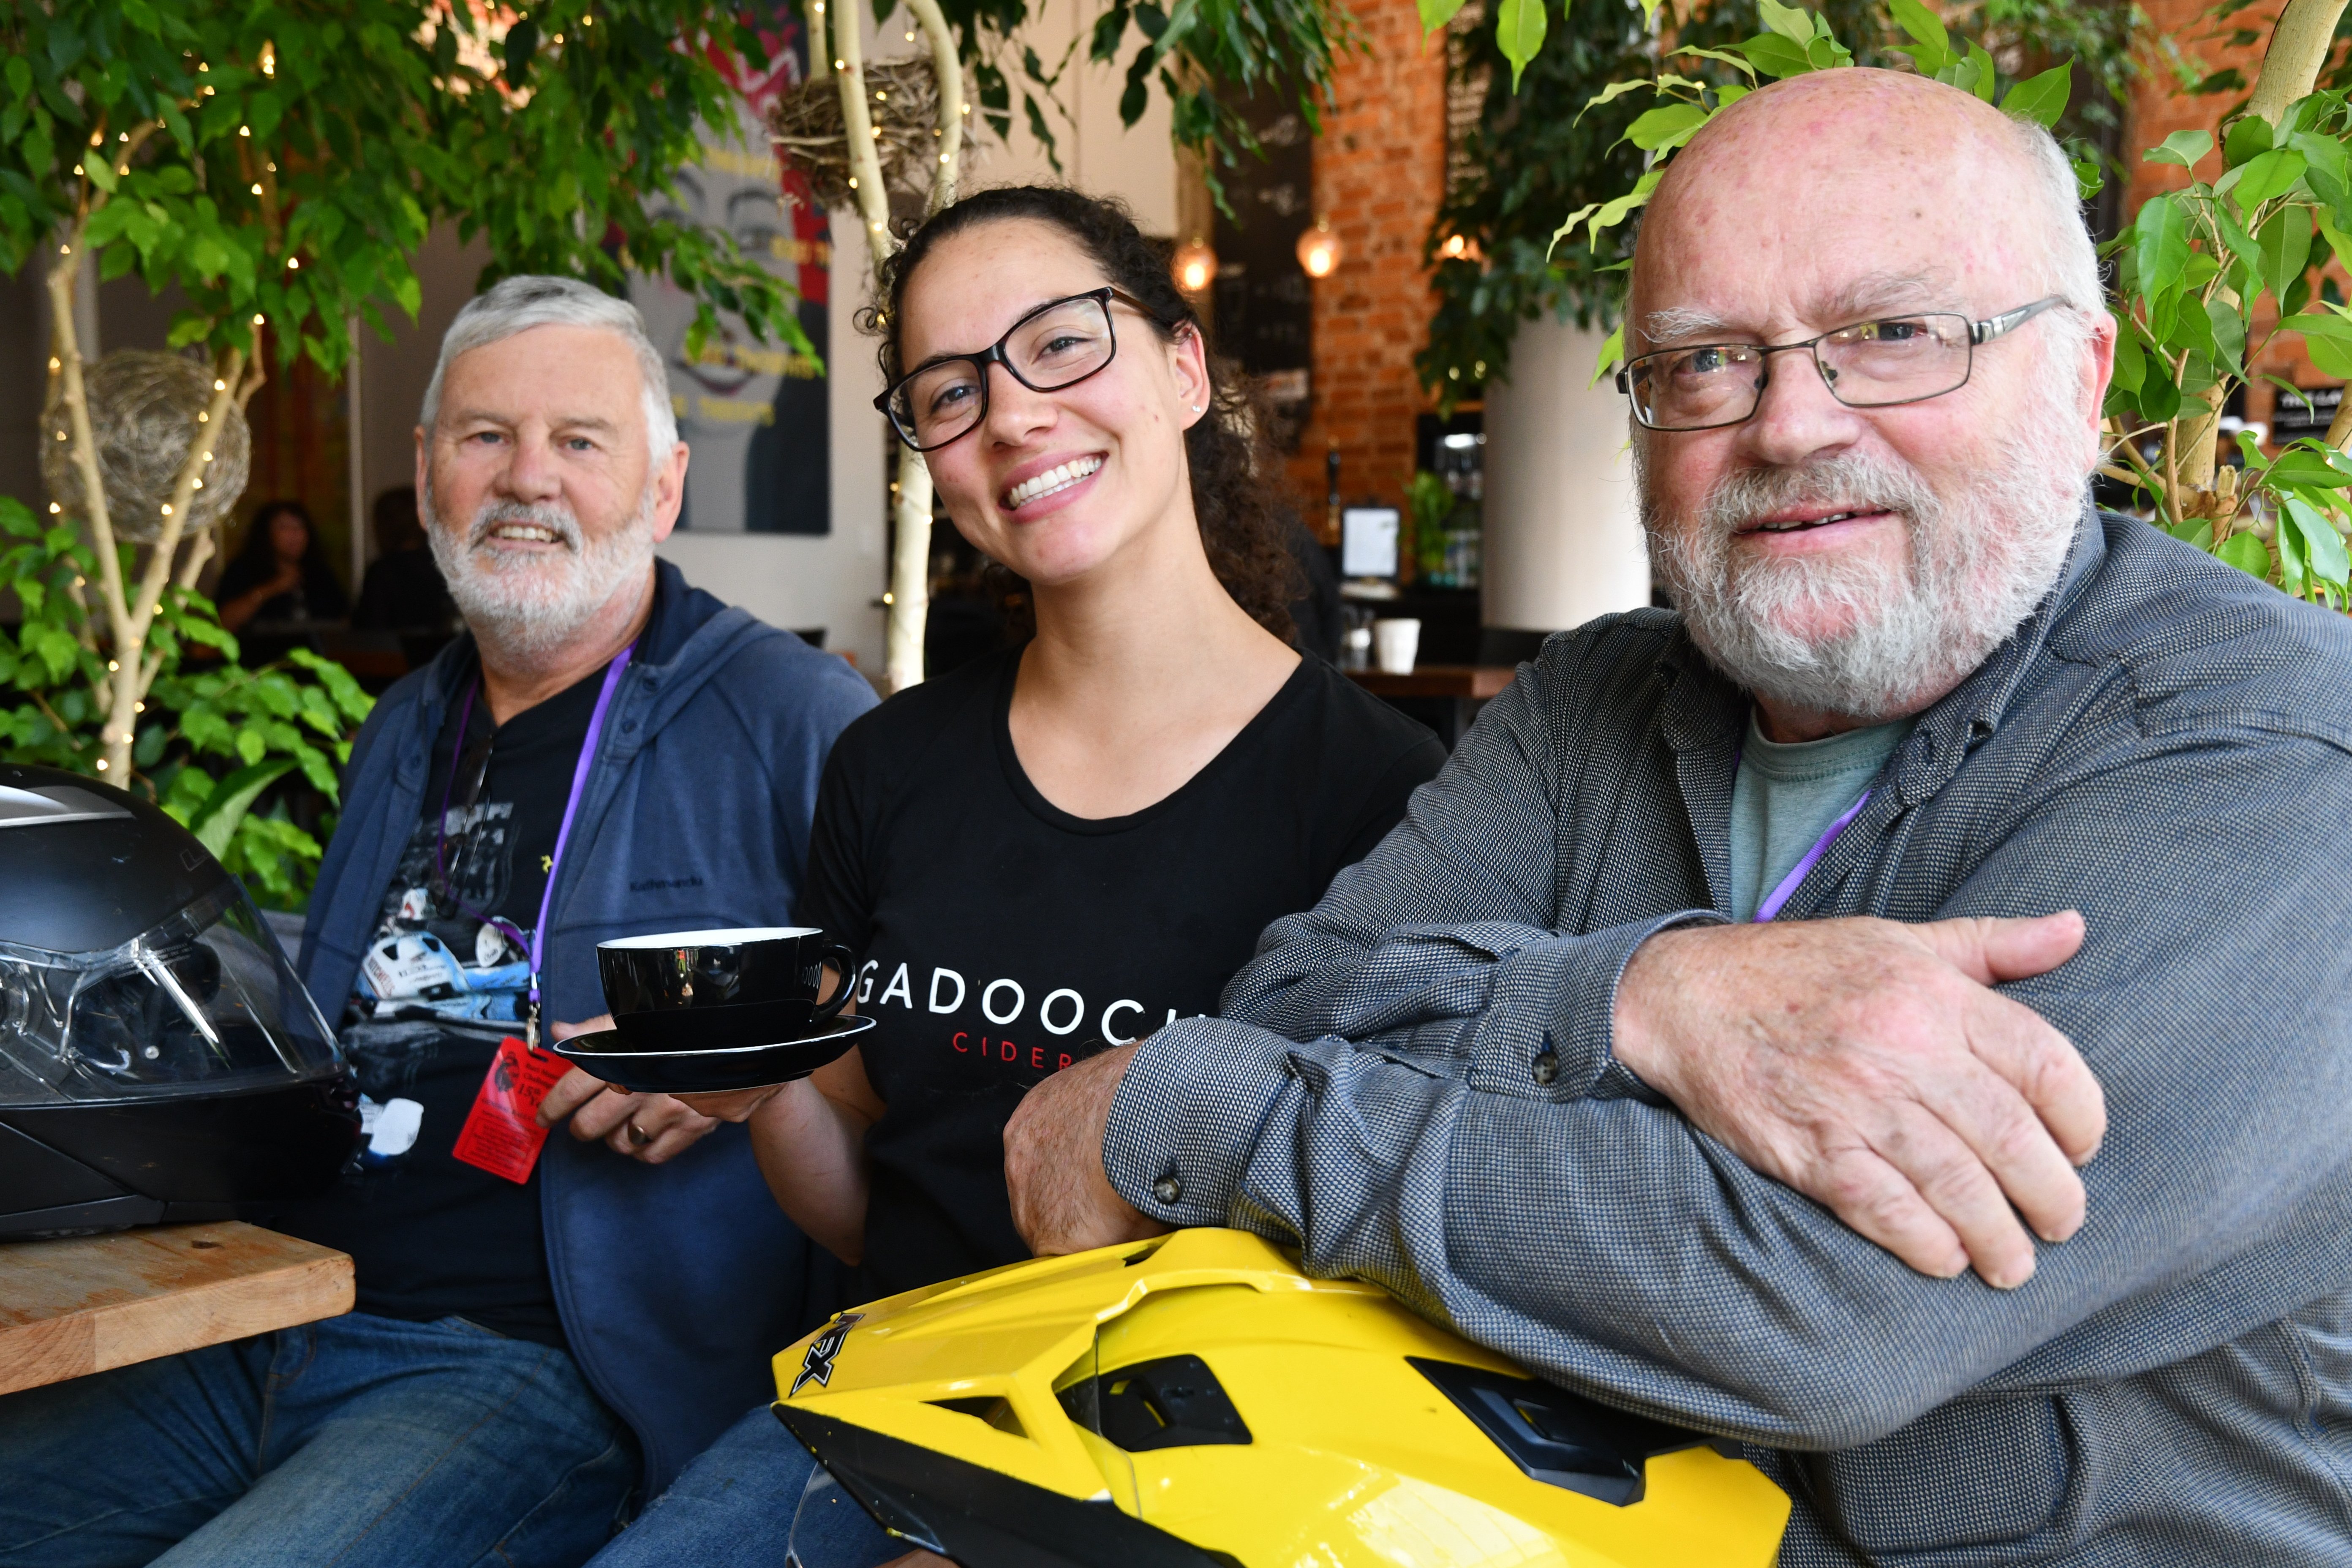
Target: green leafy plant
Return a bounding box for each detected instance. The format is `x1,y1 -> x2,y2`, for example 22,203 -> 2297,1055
1415,0 -> 1665,410
1417,0 -> 2135,412
2105,75 -> 2352,604
0,498 -> 372,906
1058,0 -> 1355,215
1546,0 -> 2077,377
1,0 -> 822,778
1407,468 -> 1458,581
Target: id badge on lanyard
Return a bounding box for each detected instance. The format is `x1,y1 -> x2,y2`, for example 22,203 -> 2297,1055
442,645 -> 635,1181
452,1035 -> 575,1182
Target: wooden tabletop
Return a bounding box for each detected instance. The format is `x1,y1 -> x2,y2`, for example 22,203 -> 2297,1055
0,1222 -> 352,1395
1346,664 -> 1519,700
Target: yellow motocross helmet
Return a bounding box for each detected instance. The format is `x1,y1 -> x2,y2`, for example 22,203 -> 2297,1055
770,1227 -> 1788,1567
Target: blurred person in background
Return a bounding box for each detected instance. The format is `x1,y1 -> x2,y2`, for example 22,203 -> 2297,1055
215,498 -> 350,664
353,484 -> 458,640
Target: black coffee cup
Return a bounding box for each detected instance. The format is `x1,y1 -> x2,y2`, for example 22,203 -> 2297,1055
599,927 -> 856,1050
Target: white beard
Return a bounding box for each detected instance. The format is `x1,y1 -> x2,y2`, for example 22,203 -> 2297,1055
1641,419 -> 2086,724
424,479 -> 657,667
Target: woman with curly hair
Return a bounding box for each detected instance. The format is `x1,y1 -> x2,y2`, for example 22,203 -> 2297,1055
582,186 -> 1441,1565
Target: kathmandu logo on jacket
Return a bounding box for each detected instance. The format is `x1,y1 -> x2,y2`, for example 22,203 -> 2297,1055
790,1312 -> 864,1396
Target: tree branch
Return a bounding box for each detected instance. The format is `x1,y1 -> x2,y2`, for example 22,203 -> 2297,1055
826,0 -> 898,274
2249,0 -> 2352,125
823,0 -> 945,692
175,528 -> 218,596
131,343 -> 246,639
46,222 -> 132,663
906,0 -> 964,215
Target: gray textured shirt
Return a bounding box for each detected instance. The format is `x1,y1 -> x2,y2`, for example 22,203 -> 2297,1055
1730,713 -> 1914,922
1103,512 -> 2352,1565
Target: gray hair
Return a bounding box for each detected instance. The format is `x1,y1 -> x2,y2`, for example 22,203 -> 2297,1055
2006,114 -> 2103,357
419,275 -> 678,457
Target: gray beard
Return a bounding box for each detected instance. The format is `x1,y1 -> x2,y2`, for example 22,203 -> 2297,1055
424,479 -> 657,667
1642,432 -> 2084,724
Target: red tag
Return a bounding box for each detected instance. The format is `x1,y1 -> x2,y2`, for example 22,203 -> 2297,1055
452,1036 -> 573,1184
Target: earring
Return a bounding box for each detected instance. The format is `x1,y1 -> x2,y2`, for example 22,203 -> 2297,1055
1190,404 -> 1204,414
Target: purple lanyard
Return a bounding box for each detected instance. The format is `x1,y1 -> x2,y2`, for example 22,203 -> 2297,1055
1752,788 -> 1872,923
434,645 -> 636,1045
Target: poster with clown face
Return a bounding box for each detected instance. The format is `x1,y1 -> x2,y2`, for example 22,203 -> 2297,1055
630,12 -> 832,534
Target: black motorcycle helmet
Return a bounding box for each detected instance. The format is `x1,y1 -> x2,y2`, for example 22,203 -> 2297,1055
0,763 -> 359,1237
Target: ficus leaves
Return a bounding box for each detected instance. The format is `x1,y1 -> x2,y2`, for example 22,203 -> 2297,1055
0,498 -> 372,907
0,0 -> 818,378
1542,4 -> 2071,275
2106,82 -> 2352,604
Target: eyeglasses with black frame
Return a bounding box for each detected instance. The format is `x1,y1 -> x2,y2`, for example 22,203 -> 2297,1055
1615,297 -> 2066,433
876,286 -> 1168,452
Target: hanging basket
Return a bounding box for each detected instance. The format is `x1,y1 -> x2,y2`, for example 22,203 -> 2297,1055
768,55 -> 968,211
41,351 -> 252,545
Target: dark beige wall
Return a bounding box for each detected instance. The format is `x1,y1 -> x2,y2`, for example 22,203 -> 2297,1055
0,269 -> 49,514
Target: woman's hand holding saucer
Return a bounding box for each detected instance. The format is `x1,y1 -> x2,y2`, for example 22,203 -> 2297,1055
541,1015 -> 724,1164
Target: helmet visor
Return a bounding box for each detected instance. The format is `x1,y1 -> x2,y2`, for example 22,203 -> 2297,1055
783,1465 -> 917,1568
0,880 -> 343,1106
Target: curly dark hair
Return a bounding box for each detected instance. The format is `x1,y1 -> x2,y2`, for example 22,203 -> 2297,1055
863,185 -> 1301,645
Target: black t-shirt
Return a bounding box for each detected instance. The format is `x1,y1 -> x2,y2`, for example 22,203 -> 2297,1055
801,647 -> 1445,1297
276,662 -> 612,1345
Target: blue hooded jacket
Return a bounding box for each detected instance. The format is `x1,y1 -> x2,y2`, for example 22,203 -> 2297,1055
297,560 -> 877,1492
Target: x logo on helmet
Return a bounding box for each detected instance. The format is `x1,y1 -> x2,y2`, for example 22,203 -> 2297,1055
790,1313 -> 864,1396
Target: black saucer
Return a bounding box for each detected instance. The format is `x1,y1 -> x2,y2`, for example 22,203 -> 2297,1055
551,1014 -> 876,1094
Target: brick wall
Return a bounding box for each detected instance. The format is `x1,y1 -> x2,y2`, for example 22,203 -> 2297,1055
2122,0 -> 2322,436
1277,0 -> 1451,522
2123,0 -> 2279,210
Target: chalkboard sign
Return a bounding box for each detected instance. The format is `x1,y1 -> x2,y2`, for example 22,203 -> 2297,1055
1210,87 -> 1314,449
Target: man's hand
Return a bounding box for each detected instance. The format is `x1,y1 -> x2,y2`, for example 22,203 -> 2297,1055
1005,1044 -> 1171,1255
1613,911 -> 2104,1289
539,1016 -> 721,1164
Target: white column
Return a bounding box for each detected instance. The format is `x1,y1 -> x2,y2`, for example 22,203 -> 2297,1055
1480,315 -> 1650,634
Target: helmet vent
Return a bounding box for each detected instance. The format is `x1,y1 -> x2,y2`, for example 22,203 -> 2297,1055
1410,1358 -> 1700,1507
1056,1354 -> 1251,1453
930,1396 -> 1028,1439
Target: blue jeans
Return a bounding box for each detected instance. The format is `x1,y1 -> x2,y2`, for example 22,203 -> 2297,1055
585,1403 -> 895,1566
0,1312 -> 637,1568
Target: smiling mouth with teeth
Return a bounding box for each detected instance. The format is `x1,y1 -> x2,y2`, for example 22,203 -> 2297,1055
1002,455 -> 1104,510
486,524 -> 564,545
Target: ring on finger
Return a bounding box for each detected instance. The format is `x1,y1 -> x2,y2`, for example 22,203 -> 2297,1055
626,1122 -> 652,1147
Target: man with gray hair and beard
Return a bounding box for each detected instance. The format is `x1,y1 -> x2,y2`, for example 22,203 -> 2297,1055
0,276 -> 873,1567
1003,68 -> 2352,1564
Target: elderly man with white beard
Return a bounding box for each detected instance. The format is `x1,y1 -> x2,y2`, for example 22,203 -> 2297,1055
0,276 -> 874,1568
1002,69 -> 2352,1565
